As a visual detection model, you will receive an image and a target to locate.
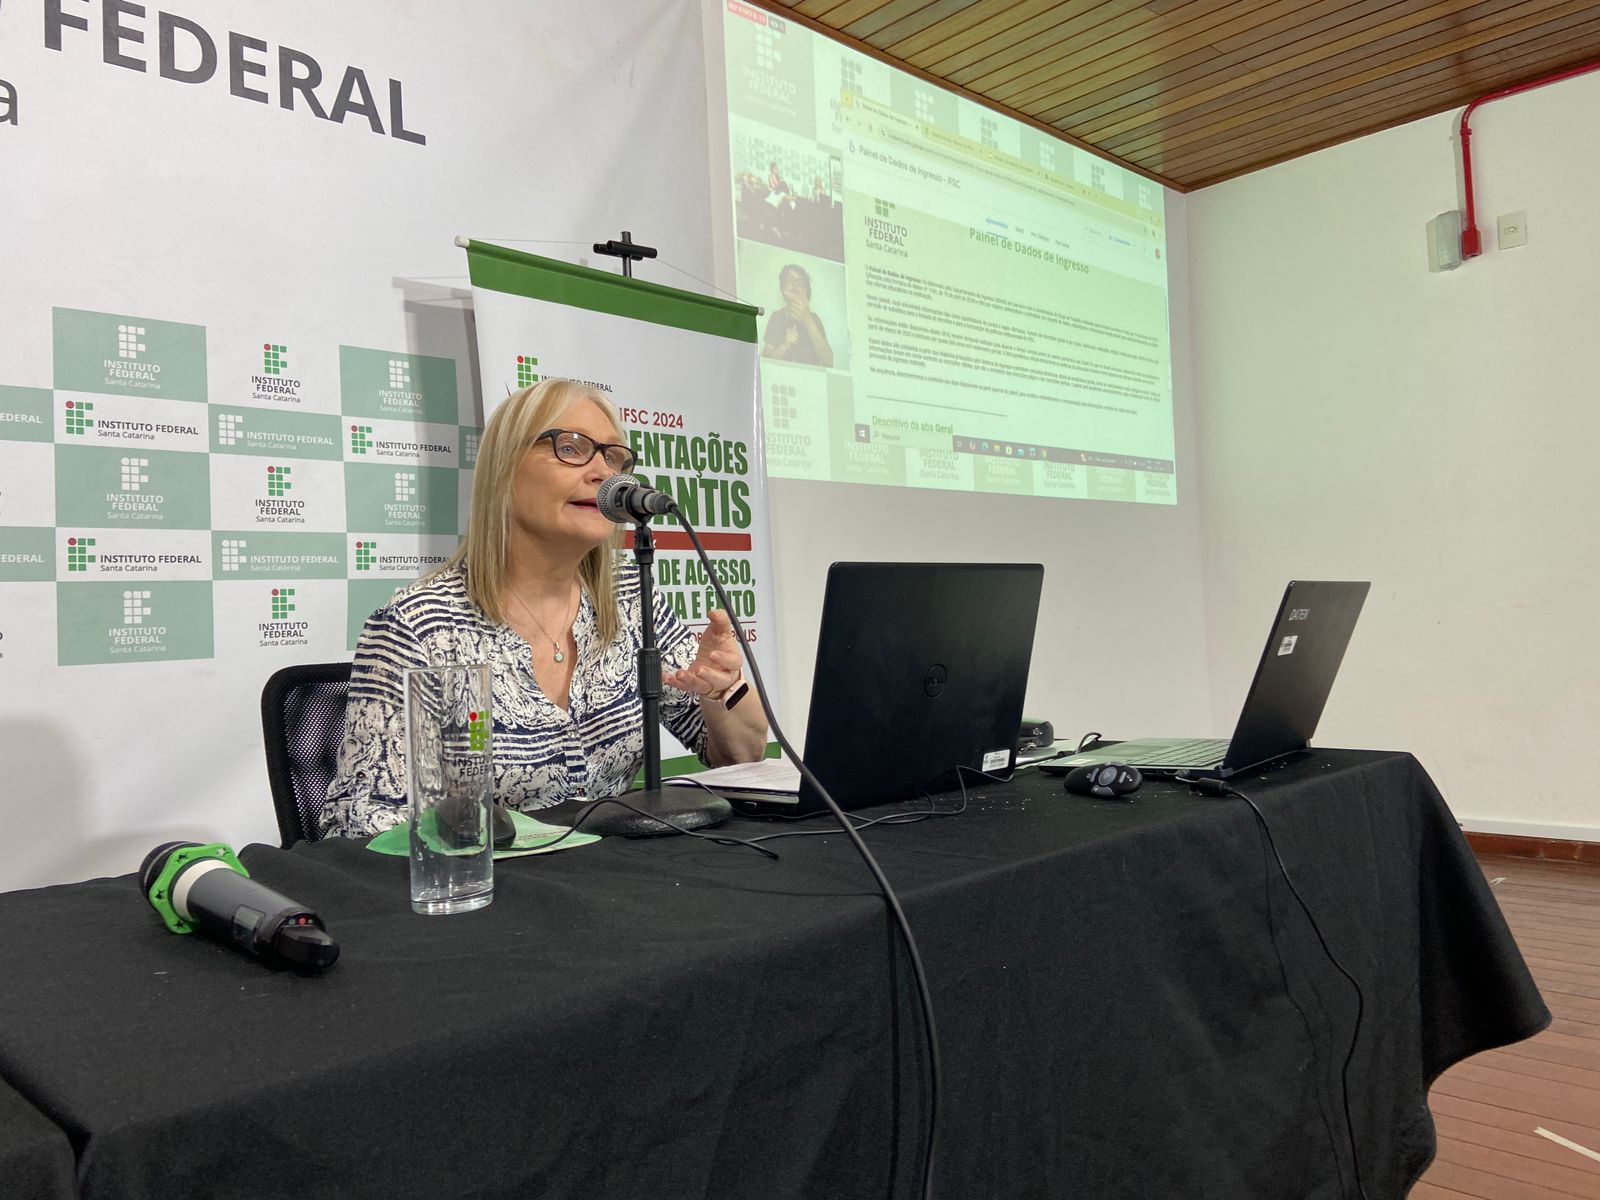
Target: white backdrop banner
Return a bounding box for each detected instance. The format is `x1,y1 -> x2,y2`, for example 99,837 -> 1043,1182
0,0 -> 723,891
465,241 -> 776,768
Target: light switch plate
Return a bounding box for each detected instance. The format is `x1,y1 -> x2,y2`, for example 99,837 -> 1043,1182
1497,211 -> 1529,249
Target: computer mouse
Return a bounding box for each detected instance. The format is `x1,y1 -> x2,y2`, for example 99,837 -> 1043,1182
437,797 -> 518,848
1062,762 -> 1142,799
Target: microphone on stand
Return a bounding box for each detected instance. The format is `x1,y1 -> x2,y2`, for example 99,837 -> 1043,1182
596,475 -> 674,522
139,842 -> 340,971
581,474 -> 733,838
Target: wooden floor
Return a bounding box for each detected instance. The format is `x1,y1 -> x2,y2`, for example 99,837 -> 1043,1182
1413,854 -> 1600,1199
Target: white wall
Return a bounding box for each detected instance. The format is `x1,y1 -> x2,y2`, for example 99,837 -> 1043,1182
1187,73 -> 1600,838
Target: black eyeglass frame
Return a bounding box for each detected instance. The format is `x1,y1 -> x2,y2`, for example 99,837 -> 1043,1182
532,428 -> 637,473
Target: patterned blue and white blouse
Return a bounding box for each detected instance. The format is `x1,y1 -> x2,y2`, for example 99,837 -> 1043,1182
320,563 -> 707,839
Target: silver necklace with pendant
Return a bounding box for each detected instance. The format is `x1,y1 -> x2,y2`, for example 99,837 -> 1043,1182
515,589 -> 577,664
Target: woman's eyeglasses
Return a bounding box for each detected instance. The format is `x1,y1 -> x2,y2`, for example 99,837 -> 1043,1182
532,429 -> 636,473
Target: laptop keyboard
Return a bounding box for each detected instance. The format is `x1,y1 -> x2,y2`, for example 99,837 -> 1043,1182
1125,738 -> 1229,767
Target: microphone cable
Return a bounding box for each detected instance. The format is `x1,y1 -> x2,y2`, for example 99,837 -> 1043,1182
509,798 -> 783,859
517,789 -> 962,859
670,510 -> 945,1200
665,775 -> 968,844
1179,776 -> 1372,1200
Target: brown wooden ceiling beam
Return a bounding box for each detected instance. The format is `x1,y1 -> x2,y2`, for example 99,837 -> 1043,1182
980,0 -> 1306,109
1031,0 -> 1383,133
1108,0 -> 1593,166
967,0 -> 1263,103
887,0 -> 1071,67
1098,0 -> 1545,156
1156,34 -> 1600,183
792,0 -> 857,20
1095,0 -> 1556,150
1052,0 -> 1402,135
1055,47 -> 1231,132
949,0 -> 1214,96
1155,60 -> 1530,177
862,0 -> 978,51
923,1 -> 1151,82
1089,0 -> 1581,145
1175,32 -> 1600,179
1114,4 -> 1600,164
817,0 -> 904,31
1476,8 -> 1600,70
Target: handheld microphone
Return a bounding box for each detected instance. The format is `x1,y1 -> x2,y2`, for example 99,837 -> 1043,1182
596,474 -> 675,524
139,842 -> 340,972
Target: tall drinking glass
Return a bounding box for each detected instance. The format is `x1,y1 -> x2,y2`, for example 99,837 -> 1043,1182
404,664 -> 494,915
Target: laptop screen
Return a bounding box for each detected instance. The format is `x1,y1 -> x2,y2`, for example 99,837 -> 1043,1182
1221,579 -> 1370,773
788,561 -> 1045,815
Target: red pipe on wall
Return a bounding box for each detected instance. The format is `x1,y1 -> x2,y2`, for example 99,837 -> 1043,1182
1459,60 -> 1600,259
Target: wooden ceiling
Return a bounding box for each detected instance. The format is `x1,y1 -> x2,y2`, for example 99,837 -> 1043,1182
757,0 -> 1600,191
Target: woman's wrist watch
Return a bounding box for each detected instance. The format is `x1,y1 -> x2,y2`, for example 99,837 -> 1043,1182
702,671 -> 750,711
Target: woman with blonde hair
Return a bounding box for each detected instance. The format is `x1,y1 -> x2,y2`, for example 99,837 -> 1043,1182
321,378 -> 767,838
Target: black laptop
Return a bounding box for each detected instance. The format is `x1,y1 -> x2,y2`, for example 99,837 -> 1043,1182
1047,580 -> 1369,779
685,561 -> 1044,816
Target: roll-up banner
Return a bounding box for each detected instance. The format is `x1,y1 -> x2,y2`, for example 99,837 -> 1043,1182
463,240 -> 778,770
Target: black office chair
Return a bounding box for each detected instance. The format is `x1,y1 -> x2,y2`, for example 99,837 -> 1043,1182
261,662 -> 353,847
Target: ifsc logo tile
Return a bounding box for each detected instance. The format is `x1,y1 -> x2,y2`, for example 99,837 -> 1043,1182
57,530 -> 210,581
209,452 -> 344,533
0,527 -> 54,582
344,463 -> 459,533
210,408 -> 341,460
252,342 -> 307,406
56,392 -> 206,452
52,308 -> 207,402
211,531 -> 347,579
339,415 -> 457,466
339,346 -> 458,425
56,580 -> 214,666
344,534 -> 454,578
0,387 -> 55,444
54,445 -> 211,528
212,577 -> 345,658
256,586 -> 311,649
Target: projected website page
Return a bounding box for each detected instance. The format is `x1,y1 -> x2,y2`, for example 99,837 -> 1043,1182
722,2 -> 1174,504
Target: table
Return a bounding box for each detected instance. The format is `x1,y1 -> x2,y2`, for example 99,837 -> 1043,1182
0,1076 -> 74,1200
0,750 -> 1549,1199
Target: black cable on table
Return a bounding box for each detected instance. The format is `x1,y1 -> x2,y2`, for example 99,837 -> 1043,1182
1179,775 -> 1373,1200
674,516 -> 945,1200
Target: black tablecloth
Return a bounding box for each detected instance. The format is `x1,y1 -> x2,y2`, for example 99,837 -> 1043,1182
0,1076 -> 75,1200
0,750 -> 1548,1200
